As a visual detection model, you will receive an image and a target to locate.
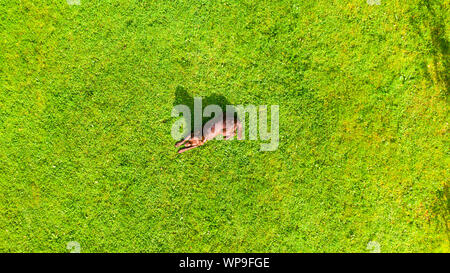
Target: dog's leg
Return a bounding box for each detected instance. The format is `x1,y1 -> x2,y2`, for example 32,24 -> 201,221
224,132 -> 235,140
177,145 -> 199,154
175,133 -> 193,147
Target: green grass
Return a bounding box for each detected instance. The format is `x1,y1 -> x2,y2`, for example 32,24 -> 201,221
0,0 -> 448,252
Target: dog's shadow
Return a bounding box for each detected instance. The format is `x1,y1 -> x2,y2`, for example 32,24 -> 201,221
173,86 -> 236,138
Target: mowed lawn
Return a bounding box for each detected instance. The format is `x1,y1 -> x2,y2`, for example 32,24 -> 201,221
0,0 -> 448,252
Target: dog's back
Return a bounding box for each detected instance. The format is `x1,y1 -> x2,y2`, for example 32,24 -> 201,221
203,114 -> 242,140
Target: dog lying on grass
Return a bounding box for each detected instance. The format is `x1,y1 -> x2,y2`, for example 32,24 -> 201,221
175,115 -> 242,153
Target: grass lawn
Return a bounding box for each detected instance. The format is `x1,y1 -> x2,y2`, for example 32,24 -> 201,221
0,0 -> 448,252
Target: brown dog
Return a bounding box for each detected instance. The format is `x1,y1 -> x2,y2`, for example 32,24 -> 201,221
175,115 -> 242,153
